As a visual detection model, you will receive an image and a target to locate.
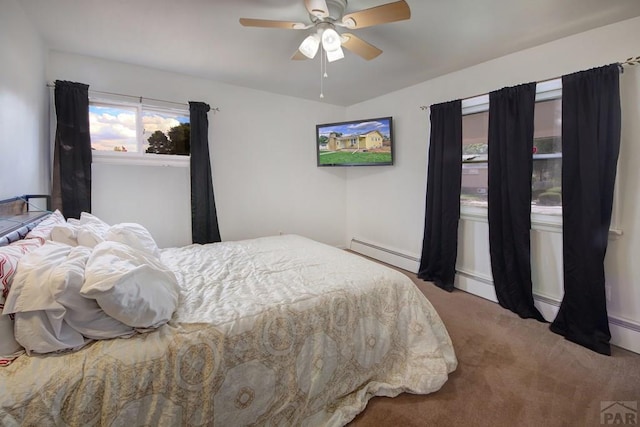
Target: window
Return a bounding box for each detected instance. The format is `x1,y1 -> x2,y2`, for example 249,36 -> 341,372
461,79 -> 562,216
461,109 -> 489,206
90,103 -> 138,153
531,97 -> 562,213
89,98 -> 190,165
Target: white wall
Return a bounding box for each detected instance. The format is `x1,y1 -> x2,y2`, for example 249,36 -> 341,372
8,2 -> 639,351
47,52 -> 347,248
0,0 -> 48,199
346,16 -> 640,352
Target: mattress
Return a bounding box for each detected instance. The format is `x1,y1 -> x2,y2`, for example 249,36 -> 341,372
0,234 -> 456,426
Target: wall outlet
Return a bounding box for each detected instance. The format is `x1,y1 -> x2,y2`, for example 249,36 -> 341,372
605,285 -> 612,302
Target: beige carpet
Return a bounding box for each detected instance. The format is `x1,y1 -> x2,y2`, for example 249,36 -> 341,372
349,267 -> 640,427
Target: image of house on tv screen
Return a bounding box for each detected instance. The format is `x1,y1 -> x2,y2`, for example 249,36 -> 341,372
316,117 -> 393,166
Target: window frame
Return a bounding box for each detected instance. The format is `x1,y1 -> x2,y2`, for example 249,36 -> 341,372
460,80 -> 565,231
89,96 -> 191,168
459,79 -> 622,238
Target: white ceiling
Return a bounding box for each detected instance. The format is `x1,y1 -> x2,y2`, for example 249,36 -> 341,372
17,0 -> 640,106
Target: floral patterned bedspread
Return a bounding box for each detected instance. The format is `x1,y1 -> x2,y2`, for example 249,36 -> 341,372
0,235 -> 456,426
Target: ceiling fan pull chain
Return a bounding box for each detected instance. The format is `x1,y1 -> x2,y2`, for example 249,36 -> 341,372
324,46 -> 328,79
320,45 -> 324,98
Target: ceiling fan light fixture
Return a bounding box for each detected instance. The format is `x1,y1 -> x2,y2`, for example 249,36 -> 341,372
325,46 -> 344,62
299,34 -> 320,59
321,28 -> 341,52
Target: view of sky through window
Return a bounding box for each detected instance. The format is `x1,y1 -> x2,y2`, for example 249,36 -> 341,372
89,105 -> 137,152
89,104 -> 189,154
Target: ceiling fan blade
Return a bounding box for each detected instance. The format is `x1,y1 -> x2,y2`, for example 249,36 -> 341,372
341,0 -> 411,29
239,18 -> 309,29
304,0 -> 330,18
291,50 -> 309,60
341,33 -> 382,60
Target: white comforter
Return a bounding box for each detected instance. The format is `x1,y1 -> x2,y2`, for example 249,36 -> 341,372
1,234 -> 456,426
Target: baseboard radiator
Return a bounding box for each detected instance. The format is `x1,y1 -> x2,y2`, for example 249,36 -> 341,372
350,238 -> 420,273
349,237 -> 640,355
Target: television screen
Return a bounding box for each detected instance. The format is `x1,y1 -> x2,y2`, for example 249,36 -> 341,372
316,116 -> 394,167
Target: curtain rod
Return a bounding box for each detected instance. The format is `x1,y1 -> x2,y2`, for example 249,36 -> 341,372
418,56 -> 639,110
46,83 -> 220,113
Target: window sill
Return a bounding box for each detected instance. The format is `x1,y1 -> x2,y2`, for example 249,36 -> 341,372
460,204 -> 623,239
92,153 -> 190,168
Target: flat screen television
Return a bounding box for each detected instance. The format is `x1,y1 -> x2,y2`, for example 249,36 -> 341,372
316,116 -> 394,167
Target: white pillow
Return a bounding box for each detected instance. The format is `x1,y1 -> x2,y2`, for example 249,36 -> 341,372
77,227 -> 105,248
81,241 -> 179,329
2,242 -> 88,354
0,239 -> 43,365
50,223 -> 79,246
2,242 -> 72,314
48,246 -> 135,340
0,315 -> 23,364
25,210 -> 65,241
13,311 -> 88,355
77,220 -> 109,248
105,223 -> 160,258
78,212 -> 109,228
69,212 -> 110,248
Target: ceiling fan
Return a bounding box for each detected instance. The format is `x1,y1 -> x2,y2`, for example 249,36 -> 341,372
239,0 -> 411,62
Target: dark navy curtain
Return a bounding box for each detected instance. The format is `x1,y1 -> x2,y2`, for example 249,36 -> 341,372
487,83 -> 545,321
550,64 -> 621,355
189,101 -> 221,244
52,80 -> 92,219
418,100 -> 462,292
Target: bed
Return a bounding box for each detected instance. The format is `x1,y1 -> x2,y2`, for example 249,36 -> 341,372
0,198 -> 457,426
